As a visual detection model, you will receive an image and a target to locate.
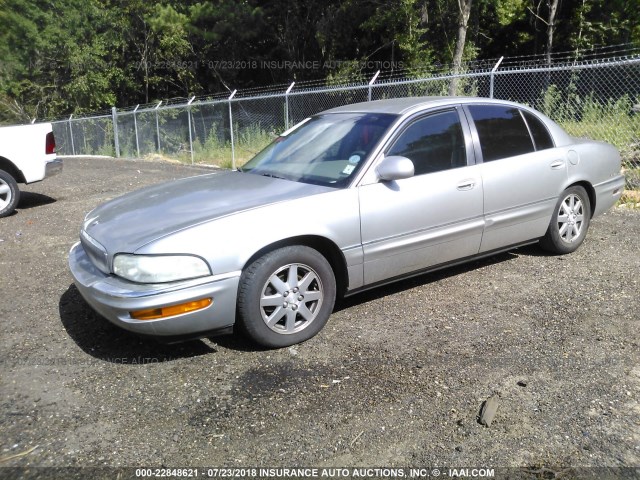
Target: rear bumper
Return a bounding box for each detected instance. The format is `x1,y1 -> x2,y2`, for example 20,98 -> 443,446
68,242 -> 239,339
44,158 -> 63,178
593,174 -> 625,217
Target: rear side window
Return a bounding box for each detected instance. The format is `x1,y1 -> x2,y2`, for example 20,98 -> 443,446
522,111 -> 554,150
467,105 -> 534,162
387,110 -> 467,175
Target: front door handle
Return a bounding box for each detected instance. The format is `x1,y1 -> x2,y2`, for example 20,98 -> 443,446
457,180 -> 475,191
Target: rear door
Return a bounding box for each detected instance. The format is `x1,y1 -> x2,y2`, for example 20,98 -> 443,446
358,107 -> 484,285
464,104 -> 567,252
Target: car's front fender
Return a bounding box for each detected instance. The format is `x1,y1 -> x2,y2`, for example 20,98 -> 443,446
135,187 -> 363,285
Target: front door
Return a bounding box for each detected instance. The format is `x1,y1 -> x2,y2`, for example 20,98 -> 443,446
359,108 -> 484,285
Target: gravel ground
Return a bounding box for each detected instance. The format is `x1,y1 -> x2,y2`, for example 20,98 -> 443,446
1,157 -> 639,478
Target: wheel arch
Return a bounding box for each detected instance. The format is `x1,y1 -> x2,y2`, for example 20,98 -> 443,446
241,235 -> 349,298
0,157 -> 26,184
566,180 -> 596,218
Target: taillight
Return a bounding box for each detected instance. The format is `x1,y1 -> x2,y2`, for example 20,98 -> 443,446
46,132 -> 56,155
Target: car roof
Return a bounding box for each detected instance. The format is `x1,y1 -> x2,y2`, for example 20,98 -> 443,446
323,96 -> 524,115
321,95 -> 574,147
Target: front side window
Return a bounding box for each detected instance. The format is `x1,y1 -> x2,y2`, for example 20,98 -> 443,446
242,112 -> 397,187
467,105 -> 535,162
387,110 -> 467,175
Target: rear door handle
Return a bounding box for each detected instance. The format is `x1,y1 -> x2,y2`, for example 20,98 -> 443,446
550,160 -> 565,169
457,180 -> 475,191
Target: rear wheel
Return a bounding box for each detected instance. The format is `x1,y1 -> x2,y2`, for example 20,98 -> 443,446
540,186 -> 591,254
237,246 -> 336,348
0,170 -> 20,218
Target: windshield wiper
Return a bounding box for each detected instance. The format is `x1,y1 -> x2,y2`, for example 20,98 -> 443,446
261,173 -> 286,180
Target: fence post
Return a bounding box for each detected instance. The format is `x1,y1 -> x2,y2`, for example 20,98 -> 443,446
155,101 -> 162,152
489,56 -> 504,99
187,96 -> 196,165
368,70 -> 381,101
69,115 -> 76,155
112,107 -> 120,158
133,104 -> 140,158
285,82 -> 295,129
228,90 -> 237,170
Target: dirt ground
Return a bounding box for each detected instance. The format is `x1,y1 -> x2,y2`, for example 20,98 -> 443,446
1,157 -> 639,479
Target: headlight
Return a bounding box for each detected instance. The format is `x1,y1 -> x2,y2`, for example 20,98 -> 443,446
113,254 -> 211,283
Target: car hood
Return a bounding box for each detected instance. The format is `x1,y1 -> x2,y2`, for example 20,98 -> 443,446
83,170 -> 332,254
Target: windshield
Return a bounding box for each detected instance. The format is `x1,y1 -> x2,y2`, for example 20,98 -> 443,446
241,112 -> 397,187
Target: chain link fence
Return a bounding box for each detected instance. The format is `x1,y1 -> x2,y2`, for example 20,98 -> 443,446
493,59 -> 640,192
51,55 -> 640,190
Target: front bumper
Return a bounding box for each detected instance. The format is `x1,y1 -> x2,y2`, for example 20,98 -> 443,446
45,158 -> 63,178
68,242 -> 239,338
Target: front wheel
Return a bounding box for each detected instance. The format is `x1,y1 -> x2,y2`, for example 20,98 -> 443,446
0,170 -> 20,218
540,185 -> 591,254
237,246 -> 336,348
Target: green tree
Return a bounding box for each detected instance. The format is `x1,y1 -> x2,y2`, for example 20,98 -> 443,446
1,0 -> 638,123
0,0 -> 124,121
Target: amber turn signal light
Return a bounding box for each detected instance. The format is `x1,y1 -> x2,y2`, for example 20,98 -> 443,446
130,298 -> 212,321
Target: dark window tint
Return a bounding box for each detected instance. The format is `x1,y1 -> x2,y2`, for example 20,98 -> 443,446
388,110 -> 466,175
468,105 -> 534,162
522,111 -> 554,150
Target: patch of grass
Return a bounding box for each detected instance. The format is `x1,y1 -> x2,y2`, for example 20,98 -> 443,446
539,85 -> 639,152
560,120 -> 639,152
618,190 -> 640,209
177,124 -> 275,169
93,143 -> 116,157
623,165 -> 640,190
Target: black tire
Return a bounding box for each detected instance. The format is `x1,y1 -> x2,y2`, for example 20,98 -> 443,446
0,169 -> 20,218
237,246 -> 336,348
540,185 -> 591,254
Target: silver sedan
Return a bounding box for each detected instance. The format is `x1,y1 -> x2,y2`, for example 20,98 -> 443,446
69,97 -> 625,347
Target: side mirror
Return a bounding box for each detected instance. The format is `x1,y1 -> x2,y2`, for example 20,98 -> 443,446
376,156 -> 415,181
